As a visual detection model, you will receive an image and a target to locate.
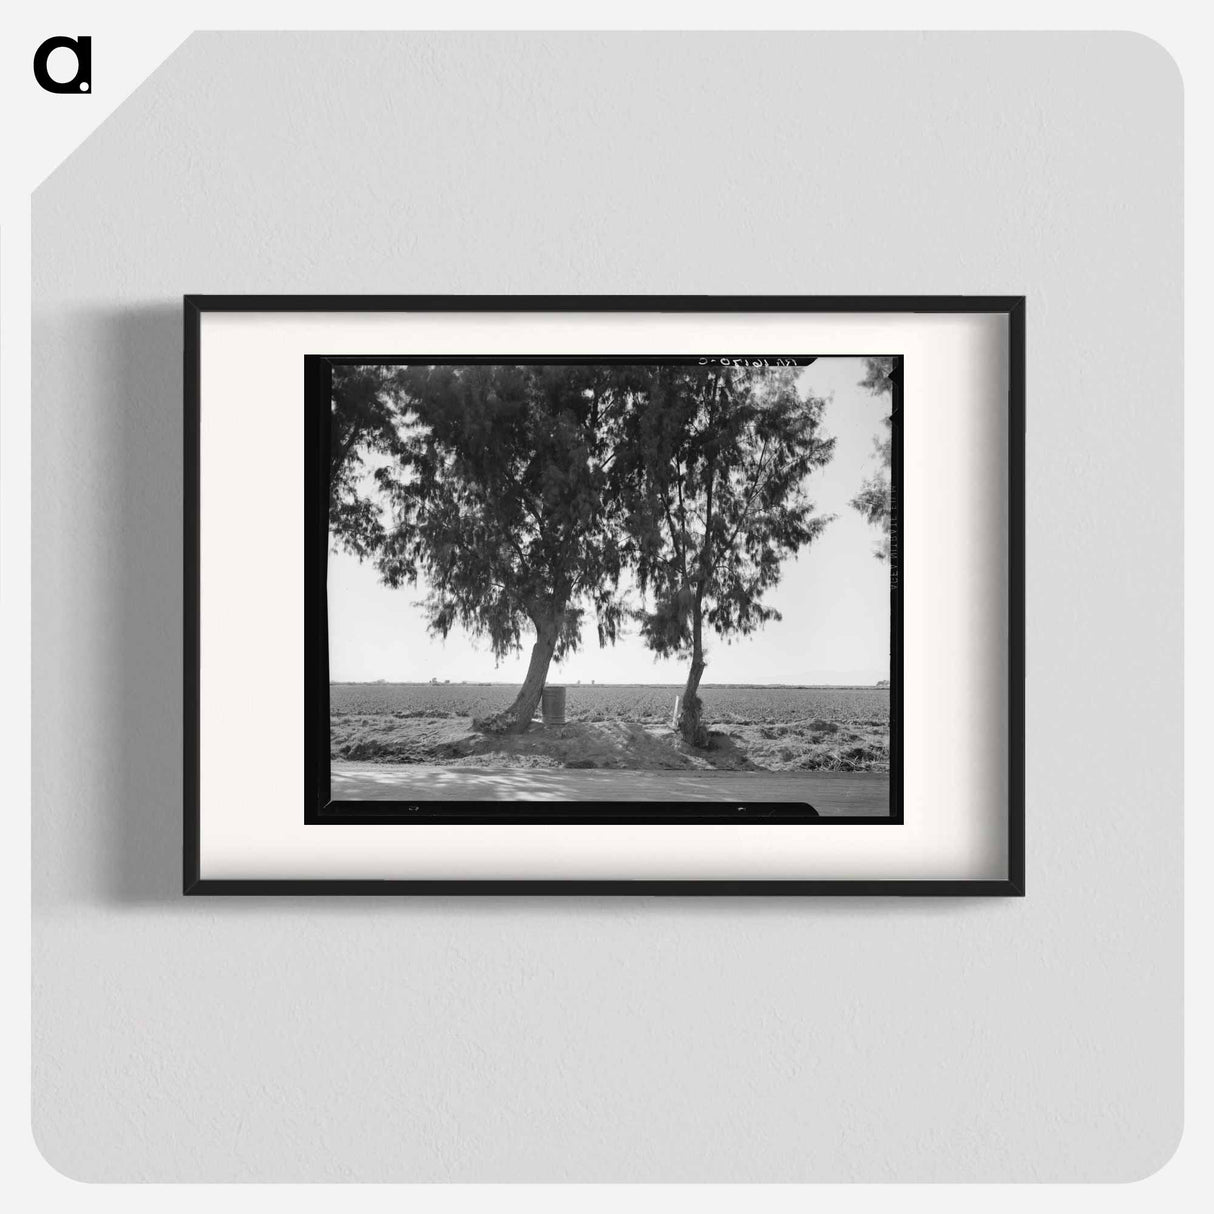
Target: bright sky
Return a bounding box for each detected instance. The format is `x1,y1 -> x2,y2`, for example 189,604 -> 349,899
328,357 -> 891,686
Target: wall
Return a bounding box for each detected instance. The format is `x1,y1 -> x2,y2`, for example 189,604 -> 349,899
31,32 -> 1182,1181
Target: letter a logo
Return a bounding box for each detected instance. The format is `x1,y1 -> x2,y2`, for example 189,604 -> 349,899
33,36 -> 92,94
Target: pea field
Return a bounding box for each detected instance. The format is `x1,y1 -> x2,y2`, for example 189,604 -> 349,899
331,682 -> 890,773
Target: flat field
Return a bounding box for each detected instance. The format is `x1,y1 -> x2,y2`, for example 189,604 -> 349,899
330,682 -> 890,773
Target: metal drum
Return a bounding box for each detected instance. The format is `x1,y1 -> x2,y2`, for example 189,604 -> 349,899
540,685 -> 566,725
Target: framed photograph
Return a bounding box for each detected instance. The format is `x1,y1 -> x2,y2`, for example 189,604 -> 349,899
185,296 -> 1023,894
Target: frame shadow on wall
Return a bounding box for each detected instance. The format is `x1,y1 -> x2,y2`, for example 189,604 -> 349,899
57,305 -> 186,905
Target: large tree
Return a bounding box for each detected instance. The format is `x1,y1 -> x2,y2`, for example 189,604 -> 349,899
624,365 -> 835,747
375,364 -> 637,732
850,356 -> 895,561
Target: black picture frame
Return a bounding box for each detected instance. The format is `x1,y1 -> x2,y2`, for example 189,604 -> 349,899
184,295 -> 1025,896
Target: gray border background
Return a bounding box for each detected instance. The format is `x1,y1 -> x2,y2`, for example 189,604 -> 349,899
32,32 -> 1181,1181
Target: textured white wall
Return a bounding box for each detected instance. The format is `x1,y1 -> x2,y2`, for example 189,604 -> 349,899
31,32 -> 1182,1181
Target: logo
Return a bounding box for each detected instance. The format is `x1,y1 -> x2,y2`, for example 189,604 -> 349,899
33,35 -> 91,94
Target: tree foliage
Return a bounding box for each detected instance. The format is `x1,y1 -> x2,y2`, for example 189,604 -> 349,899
858,355 -> 895,397
328,365 -> 407,558
850,356 -> 895,561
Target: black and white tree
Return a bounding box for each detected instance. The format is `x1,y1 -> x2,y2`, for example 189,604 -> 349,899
622,365 -> 835,746
373,364 -> 641,733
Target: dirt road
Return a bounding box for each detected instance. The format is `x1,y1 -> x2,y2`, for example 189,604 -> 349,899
330,763 -> 889,817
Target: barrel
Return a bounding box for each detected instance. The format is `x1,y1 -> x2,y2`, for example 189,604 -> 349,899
540,685 -> 566,725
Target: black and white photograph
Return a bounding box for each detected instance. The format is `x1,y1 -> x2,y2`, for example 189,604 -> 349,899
312,353 -> 902,822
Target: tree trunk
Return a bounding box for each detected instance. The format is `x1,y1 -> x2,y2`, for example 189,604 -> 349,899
474,607 -> 561,734
677,599 -> 709,748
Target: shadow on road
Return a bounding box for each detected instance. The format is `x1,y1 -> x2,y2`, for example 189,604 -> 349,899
331,764 -> 890,816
